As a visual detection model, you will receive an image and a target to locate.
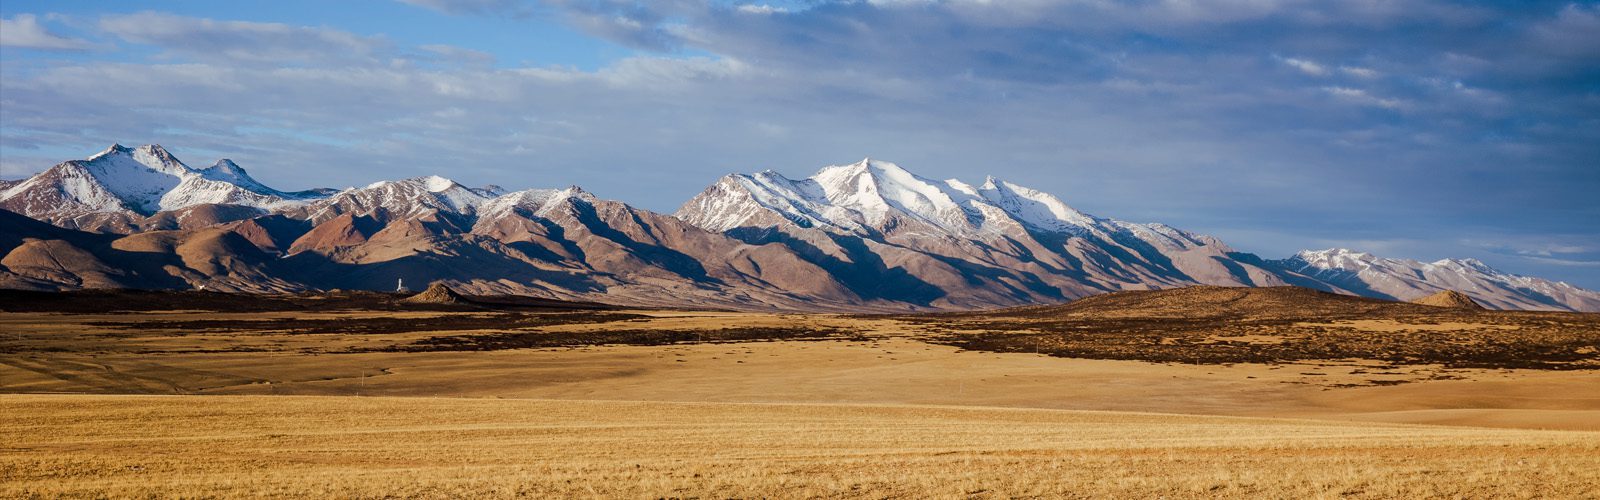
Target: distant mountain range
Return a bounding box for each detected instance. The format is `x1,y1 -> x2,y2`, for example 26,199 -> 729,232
3,144 -> 1596,312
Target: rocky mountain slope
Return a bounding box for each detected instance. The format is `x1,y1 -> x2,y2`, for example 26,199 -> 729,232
3,145 -> 1596,311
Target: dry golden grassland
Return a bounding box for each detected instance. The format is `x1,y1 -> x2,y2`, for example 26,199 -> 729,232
3,308 -> 1600,431
5,394 -> 1599,499
4,293 -> 1600,498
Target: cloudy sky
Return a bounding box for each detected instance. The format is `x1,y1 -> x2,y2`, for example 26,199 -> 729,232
2,0 -> 1597,287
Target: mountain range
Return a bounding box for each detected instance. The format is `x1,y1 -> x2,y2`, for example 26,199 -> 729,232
3,144 -> 1596,312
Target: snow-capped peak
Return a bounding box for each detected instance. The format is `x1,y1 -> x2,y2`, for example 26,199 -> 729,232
90,143 -> 134,160
679,158 -> 1138,239
422,175 -> 458,193
809,158 -> 970,229
195,159 -> 278,194
980,175 -> 1001,190
0,143 -> 322,218
362,175 -> 475,194
1430,257 -> 1499,274
976,178 -> 1098,232
86,143 -> 191,176
473,187 -> 563,221
1293,248 -> 1377,267
325,175 -> 516,221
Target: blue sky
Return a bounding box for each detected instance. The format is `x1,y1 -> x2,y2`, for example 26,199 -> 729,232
2,0 -> 1598,287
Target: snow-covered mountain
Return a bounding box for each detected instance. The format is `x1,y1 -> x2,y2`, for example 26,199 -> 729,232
278,175 -> 507,224
680,158 -> 1098,237
677,158 -> 1305,308
4,146 -> 1597,312
1,145 -> 873,310
0,144 -> 327,231
1272,248 -> 1600,312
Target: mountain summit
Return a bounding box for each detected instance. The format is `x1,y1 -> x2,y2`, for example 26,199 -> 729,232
4,145 -> 1597,312
0,144 -> 320,232
678,158 -> 1105,238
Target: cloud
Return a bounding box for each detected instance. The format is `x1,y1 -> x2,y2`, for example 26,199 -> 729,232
1280,57 -> 1329,76
1321,86 -> 1407,109
736,5 -> 789,15
1463,238 -> 1600,267
541,0 -> 695,51
1530,3 -> 1600,61
1522,256 -> 1600,267
1339,66 -> 1379,78
396,0 -> 536,17
0,14 -> 96,50
98,12 -> 390,64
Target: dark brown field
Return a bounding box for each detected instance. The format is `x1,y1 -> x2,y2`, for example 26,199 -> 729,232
913,286 -> 1600,369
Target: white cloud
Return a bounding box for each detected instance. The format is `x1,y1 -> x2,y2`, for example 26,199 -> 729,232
597,56 -> 747,88
1280,57 -> 1329,76
1531,3 -> 1600,59
1322,86 -> 1406,109
737,5 -> 789,15
1523,256 -> 1600,267
396,0 -> 534,17
0,14 -> 96,50
99,12 -> 389,64
1339,66 -> 1379,78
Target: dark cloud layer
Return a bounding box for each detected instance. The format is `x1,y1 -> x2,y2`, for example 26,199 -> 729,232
0,1 -> 1596,286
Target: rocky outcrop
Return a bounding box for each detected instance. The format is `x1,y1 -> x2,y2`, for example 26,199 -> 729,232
402,282 -> 468,304
1411,290 -> 1487,310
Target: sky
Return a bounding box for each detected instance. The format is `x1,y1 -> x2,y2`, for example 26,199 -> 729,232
1,0 -> 1598,287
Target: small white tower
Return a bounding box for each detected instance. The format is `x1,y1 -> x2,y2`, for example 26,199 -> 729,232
396,278 -> 409,293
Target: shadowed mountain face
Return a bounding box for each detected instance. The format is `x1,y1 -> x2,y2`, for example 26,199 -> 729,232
4,146 -> 1598,312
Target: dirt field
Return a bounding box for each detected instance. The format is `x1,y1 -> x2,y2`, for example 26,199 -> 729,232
5,395 -> 1599,498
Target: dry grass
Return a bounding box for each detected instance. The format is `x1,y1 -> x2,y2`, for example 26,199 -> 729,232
5,309 -> 1600,431
4,293 -> 1600,498
4,394 -> 1598,499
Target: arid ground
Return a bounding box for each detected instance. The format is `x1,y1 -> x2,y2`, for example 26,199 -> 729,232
3,288 -> 1599,497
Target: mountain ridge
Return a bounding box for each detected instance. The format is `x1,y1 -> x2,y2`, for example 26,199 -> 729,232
3,145 -> 1596,312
